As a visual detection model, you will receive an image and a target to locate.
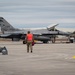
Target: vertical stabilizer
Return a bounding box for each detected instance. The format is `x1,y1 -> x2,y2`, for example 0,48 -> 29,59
0,17 -> 16,32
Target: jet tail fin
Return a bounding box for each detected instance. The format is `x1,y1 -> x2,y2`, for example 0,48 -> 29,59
0,17 -> 16,32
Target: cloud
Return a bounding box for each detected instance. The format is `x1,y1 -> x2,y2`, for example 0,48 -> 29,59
7,18 -> 75,24
56,27 -> 75,32
0,0 -> 75,29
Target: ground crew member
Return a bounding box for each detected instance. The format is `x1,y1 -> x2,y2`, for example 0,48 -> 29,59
25,31 -> 34,53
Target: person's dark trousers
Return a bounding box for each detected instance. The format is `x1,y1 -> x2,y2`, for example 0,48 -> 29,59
27,41 -> 33,53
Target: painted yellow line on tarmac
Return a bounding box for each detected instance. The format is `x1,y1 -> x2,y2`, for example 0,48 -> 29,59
72,56 -> 75,59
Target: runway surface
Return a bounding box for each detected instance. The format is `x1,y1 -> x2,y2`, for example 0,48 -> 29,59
0,41 -> 75,75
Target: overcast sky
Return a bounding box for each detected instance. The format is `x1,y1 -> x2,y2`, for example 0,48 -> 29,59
0,0 -> 75,31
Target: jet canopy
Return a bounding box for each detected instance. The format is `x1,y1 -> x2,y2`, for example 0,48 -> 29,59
47,23 -> 59,31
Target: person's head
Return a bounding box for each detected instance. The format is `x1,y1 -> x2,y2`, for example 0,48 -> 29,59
27,31 -> 30,34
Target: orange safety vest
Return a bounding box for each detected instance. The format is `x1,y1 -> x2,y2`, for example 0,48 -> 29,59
27,34 -> 33,41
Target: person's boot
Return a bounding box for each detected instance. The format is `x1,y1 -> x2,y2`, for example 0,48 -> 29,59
31,50 -> 33,53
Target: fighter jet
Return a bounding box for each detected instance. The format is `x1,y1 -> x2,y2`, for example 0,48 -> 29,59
0,17 -> 69,44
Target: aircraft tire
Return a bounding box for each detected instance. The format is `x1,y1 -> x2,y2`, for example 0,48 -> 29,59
12,38 -> 20,41
43,41 -> 48,43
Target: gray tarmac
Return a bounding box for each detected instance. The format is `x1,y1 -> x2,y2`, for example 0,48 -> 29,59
0,41 -> 75,75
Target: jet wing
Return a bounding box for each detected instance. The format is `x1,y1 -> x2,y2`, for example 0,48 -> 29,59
41,30 -> 69,36
0,34 -> 11,38
0,33 -> 24,41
